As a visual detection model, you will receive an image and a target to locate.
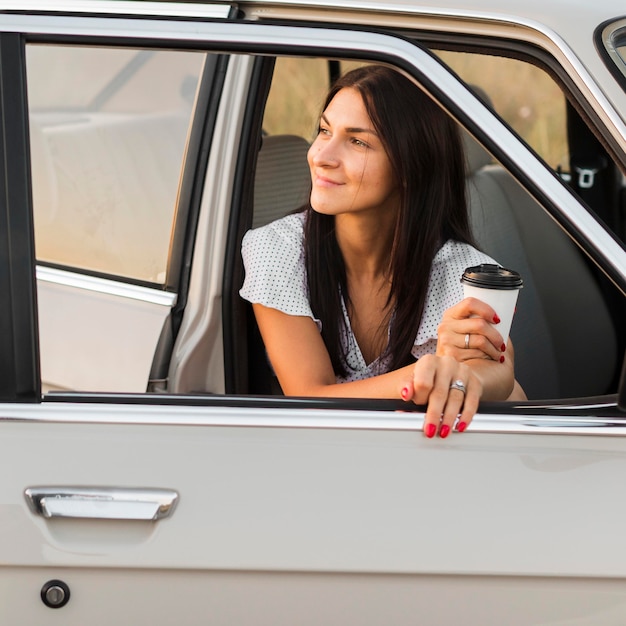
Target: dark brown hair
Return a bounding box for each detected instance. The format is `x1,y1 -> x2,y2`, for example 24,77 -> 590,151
305,64 -> 475,376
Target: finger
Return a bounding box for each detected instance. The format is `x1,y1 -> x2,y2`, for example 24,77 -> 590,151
420,356 -> 462,437
459,297 -> 499,322
456,378 -> 481,431
437,316 -> 504,361
440,379 -> 467,437
440,296 -> 497,322
409,356 -> 443,438
464,330 -> 506,362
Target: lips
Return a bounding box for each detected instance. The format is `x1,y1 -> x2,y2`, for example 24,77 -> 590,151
313,174 -> 343,188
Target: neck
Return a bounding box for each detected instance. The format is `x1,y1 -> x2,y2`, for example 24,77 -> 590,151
335,210 -> 396,279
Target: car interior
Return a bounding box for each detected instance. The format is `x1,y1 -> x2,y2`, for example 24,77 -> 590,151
228,52 -> 626,402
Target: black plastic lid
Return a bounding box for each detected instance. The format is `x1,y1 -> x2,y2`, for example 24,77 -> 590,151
461,263 -> 523,290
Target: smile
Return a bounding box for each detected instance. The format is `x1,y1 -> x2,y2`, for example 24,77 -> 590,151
313,174 -> 343,188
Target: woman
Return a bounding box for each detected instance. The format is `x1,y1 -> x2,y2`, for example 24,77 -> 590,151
241,65 -> 523,438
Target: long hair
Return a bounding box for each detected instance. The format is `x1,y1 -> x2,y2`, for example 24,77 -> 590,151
304,64 -> 475,376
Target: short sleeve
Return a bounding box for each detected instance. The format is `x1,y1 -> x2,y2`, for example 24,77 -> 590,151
240,212 -> 319,325
412,241 -> 497,358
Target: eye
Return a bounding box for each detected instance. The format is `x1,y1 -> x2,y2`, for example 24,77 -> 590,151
317,125 -> 331,136
351,137 -> 369,149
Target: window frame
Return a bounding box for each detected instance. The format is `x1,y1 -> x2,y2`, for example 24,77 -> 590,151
0,12 -> 623,415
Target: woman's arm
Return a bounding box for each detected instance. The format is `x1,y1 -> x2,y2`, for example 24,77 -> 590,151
436,296 -> 522,400
253,302 -> 509,437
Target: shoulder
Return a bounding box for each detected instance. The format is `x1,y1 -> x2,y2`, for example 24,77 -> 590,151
428,239 -> 497,303
242,211 -> 305,257
431,240 -> 496,274
240,211 -> 316,320
413,240 -> 498,351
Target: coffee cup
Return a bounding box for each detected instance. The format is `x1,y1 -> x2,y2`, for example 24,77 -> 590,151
461,263 -> 523,345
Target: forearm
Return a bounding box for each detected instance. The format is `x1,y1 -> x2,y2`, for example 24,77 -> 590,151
465,356 -> 514,401
280,364 -> 413,399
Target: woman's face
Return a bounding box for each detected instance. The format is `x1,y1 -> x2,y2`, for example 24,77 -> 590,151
307,88 -> 399,218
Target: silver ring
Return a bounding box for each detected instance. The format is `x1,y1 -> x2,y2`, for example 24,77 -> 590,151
464,333 -> 470,349
450,379 -> 466,394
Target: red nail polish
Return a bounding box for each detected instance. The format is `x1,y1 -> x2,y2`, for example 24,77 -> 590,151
440,424 -> 450,439
493,314 -> 501,324
425,423 -> 436,438
499,355 -> 505,363
500,343 -> 506,352
401,386 -> 409,400
457,421 -> 467,432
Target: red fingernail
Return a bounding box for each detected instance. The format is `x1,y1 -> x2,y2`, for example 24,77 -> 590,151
457,421 -> 467,432
401,386 -> 409,400
499,355 -> 505,363
425,423 -> 436,438
493,314 -> 501,324
501,343 -> 506,352
440,425 -> 450,439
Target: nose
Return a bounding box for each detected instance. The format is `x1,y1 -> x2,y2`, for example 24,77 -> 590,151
308,135 -> 339,168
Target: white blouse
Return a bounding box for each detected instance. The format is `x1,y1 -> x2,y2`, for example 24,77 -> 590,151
240,212 -> 496,382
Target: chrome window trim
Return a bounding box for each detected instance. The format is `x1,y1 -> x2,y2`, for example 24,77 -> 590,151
1,1 -> 232,19
245,2 -> 626,153
6,14 -> 623,286
36,265 -> 177,307
0,401 -> 624,435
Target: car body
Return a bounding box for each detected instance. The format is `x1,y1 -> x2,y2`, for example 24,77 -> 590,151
1,0 -> 626,623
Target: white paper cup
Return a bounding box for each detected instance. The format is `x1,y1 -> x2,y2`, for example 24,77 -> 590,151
461,264 -> 523,345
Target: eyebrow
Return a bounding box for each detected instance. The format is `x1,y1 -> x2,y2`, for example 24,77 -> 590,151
321,113 -> 377,136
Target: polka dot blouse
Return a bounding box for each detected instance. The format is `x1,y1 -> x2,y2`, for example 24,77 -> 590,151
240,211 -> 496,382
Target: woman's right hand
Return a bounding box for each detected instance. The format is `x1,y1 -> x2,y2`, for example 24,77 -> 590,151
401,353 -> 482,438
436,297 -> 507,363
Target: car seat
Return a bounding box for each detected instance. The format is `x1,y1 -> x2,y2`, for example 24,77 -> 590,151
252,133 -> 311,228
464,127 -> 617,398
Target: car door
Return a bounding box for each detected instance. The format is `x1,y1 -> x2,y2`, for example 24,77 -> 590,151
2,5 -> 626,626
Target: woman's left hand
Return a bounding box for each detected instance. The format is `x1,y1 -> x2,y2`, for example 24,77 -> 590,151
402,353 -> 482,438
437,297 -> 507,363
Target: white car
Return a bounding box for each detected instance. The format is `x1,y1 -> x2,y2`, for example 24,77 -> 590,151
2,0 -> 626,623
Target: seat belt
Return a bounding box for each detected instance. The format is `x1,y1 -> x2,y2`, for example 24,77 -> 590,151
567,101 -> 617,227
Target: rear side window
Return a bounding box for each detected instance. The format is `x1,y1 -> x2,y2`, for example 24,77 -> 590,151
27,45 -> 205,284
435,50 -> 569,172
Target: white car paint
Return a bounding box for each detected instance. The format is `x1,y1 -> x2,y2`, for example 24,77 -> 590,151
0,2 -> 625,624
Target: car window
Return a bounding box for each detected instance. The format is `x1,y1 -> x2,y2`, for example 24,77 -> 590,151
236,50 -> 624,403
27,44 -> 205,284
263,56 -> 330,139
434,51 -> 569,173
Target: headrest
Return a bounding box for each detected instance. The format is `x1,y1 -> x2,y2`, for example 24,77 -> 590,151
462,85 -> 495,175
253,134 -> 311,228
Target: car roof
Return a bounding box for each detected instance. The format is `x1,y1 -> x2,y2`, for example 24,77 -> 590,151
234,0 -> 626,125
235,0 -> 623,40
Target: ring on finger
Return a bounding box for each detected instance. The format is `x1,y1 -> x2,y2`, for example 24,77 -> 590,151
464,333 -> 470,349
449,379 -> 467,394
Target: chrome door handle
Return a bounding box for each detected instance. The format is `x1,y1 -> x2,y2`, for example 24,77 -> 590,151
24,487 -> 179,521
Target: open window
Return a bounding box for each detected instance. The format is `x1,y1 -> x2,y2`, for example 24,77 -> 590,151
224,42 -> 626,402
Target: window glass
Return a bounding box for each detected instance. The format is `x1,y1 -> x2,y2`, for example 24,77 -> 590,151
27,45 -> 205,283
263,56 -> 330,140
435,51 -> 569,172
